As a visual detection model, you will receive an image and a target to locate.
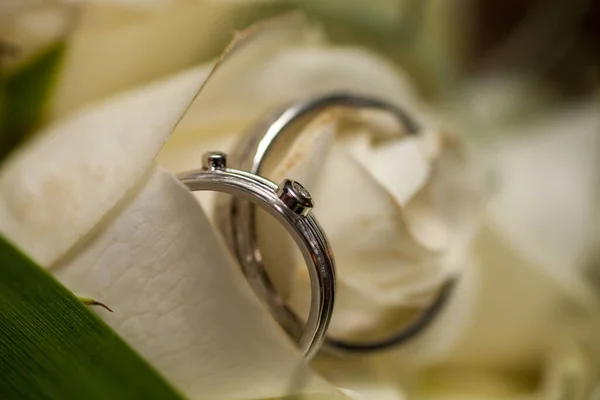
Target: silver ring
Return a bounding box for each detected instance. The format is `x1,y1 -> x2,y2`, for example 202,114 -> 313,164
178,151 -> 335,359
219,93 -> 455,354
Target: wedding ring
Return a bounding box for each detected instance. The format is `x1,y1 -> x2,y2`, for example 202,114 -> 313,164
219,93 -> 456,354
178,151 -> 335,359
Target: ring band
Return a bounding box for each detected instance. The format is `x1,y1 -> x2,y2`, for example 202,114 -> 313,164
219,93 -> 455,354
178,151 -> 335,359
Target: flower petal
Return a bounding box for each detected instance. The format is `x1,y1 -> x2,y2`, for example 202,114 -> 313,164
257,113 -> 476,349
159,32 -> 426,173
53,166 -> 346,399
0,65 -> 207,267
48,1 -> 245,117
437,100 -> 600,369
486,101 -> 600,302
313,356 -> 407,400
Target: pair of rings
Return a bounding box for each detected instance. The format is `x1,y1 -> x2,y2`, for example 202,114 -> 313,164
177,93 -> 454,359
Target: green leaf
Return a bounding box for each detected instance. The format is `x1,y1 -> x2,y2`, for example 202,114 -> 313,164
0,42 -> 65,164
0,235 -> 186,400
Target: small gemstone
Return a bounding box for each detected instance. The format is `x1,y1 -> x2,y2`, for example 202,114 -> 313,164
202,151 -> 227,170
291,181 -> 312,201
276,179 -> 314,216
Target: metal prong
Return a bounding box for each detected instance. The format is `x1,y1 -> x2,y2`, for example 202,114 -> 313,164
277,179 -> 314,216
202,151 -> 227,171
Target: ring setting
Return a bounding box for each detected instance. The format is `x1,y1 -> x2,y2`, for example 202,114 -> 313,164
178,151 -> 335,359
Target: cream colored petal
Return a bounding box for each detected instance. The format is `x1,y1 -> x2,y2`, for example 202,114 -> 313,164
158,12 -> 324,171
350,136 -> 430,207
539,343 -> 598,400
342,130 -> 451,254
313,356 -> 407,400
485,100 -> 600,302
368,257 -> 478,367
48,1 -> 245,118
314,261 -> 477,396
398,336 -> 598,400
160,42 -> 426,172
256,112 -> 337,300
442,227 -> 595,370
288,142 -> 430,283
0,65 -> 207,267
403,131 -> 484,265
257,119 -> 466,344
406,366 -> 539,400
54,166 -> 346,400
371,102 -> 600,374
437,101 -> 600,369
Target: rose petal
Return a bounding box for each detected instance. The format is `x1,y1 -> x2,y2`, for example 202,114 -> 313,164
486,101 -> 600,302
347,135 -> 430,207
400,337 -> 597,399
256,112 -> 337,300
260,123 -> 460,340
0,65 -> 207,267
159,36 -> 426,173
48,1 -> 243,117
403,131 -> 484,264
313,356 -> 407,400
439,101 -> 600,369
369,257 -> 478,367
157,12 -> 325,172
53,166 -> 346,399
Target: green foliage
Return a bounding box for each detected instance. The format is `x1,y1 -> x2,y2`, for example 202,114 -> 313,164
0,236 -> 186,400
0,42 -> 65,164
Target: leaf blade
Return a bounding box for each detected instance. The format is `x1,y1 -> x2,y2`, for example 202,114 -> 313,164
0,235 -> 186,400
0,42 -> 66,164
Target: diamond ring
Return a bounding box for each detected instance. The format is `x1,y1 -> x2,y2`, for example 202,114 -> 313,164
178,151 -> 335,359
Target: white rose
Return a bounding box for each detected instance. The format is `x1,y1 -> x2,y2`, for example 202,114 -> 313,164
1,0 -> 258,120
158,13 -> 600,399
1,14 -> 346,400
2,8 -> 599,400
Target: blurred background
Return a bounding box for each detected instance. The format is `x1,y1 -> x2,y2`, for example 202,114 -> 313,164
2,0 -> 598,130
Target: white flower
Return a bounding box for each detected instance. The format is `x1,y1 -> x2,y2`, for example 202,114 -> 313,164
2,8 -> 599,400
0,15 -> 346,400
159,14 -> 600,399
1,0 -> 256,119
